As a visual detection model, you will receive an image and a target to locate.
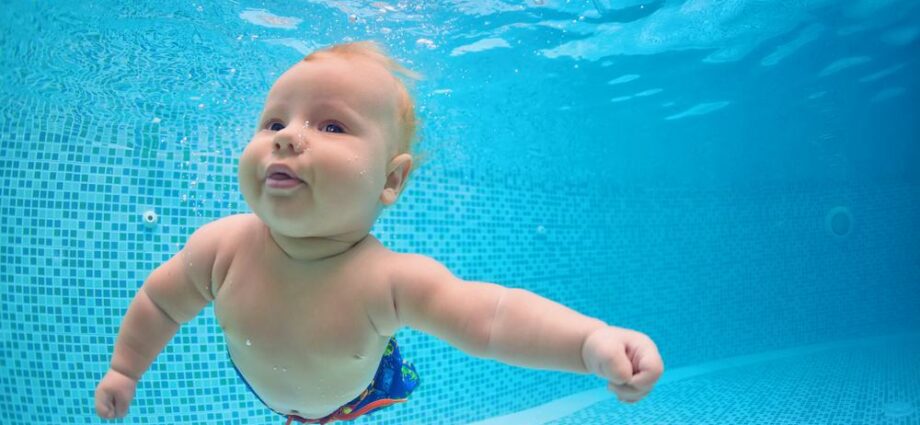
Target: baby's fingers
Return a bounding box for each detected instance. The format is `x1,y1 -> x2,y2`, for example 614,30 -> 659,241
608,382 -> 649,403
94,369 -> 136,420
94,390 -> 116,419
96,390 -> 129,419
628,337 -> 665,391
629,366 -> 662,392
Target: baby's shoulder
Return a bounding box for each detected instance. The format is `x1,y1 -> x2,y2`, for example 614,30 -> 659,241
184,213 -> 258,266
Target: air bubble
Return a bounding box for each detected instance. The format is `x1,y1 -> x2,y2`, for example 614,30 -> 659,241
416,38 -> 436,49
246,339 -> 252,346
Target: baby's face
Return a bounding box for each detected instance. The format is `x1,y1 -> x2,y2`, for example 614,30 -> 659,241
238,55 -> 403,238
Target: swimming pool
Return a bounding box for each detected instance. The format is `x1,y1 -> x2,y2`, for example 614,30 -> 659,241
1,1 -> 918,424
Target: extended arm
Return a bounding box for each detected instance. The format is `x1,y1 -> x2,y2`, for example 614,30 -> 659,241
96,216 -> 248,419
108,220 -> 221,381
390,254 -> 607,374
485,287 -> 607,374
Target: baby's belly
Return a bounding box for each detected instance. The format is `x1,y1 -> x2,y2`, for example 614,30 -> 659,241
227,336 -> 389,418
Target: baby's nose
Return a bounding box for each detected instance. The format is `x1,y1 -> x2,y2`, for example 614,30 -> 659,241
273,134 -> 305,155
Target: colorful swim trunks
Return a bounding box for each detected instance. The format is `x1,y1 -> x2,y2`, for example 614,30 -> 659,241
229,337 -> 420,425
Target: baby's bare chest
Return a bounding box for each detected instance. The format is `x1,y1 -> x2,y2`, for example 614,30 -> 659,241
211,252 -> 394,414
214,254 -> 388,360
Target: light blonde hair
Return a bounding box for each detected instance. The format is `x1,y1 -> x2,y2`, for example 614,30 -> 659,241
304,41 -> 427,190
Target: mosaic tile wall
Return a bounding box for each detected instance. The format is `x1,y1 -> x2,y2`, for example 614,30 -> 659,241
548,334 -> 920,424
1,103 -> 918,424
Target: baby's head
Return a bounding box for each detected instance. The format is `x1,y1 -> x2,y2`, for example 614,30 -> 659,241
238,41 -> 424,238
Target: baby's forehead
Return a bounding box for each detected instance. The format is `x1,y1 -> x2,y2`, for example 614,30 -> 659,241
267,56 -> 399,117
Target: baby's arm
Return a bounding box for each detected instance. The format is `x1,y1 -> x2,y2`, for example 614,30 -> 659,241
390,254 -> 607,374
94,219 -> 223,419
391,254 -> 664,403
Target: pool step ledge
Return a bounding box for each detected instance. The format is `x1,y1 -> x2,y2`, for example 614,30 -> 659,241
468,331 -> 920,425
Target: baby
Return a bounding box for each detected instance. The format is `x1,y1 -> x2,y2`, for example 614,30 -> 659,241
94,41 -> 664,424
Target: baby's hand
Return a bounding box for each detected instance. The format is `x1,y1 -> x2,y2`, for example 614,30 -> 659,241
94,369 -> 138,420
581,326 -> 664,403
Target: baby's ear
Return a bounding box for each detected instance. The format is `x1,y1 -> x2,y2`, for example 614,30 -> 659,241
381,153 -> 413,206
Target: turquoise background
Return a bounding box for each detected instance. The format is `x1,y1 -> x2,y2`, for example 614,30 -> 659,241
1,1 -> 918,424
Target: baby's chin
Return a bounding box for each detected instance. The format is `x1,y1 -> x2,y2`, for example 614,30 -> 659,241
256,210 -> 315,237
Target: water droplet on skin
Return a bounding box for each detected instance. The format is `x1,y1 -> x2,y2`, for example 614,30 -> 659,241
282,367 -> 287,372
246,339 -> 252,346
273,366 -> 278,371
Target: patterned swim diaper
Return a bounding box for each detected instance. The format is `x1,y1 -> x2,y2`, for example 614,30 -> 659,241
230,336 -> 420,424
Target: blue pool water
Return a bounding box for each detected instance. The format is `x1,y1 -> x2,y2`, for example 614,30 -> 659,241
1,1 -> 919,424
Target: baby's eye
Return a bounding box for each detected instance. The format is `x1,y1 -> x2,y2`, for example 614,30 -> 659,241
321,122 -> 346,134
265,121 -> 285,131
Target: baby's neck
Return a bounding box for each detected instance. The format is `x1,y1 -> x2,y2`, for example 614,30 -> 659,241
265,225 -> 370,263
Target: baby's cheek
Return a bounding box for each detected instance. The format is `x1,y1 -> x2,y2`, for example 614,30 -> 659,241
324,157 -> 381,205
237,145 -> 262,201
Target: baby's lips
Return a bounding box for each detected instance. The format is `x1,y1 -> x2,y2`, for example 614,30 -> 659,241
265,162 -> 305,182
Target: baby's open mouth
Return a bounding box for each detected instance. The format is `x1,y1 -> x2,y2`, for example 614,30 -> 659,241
266,173 -> 305,189
269,173 -> 298,181
264,163 -> 306,190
